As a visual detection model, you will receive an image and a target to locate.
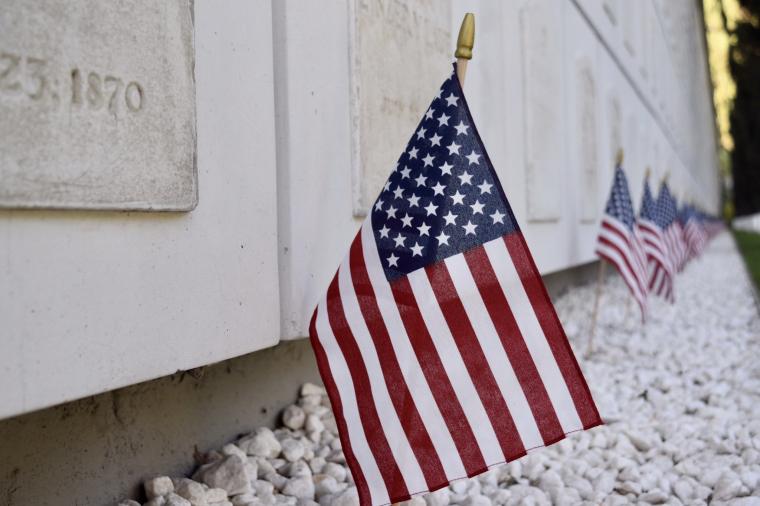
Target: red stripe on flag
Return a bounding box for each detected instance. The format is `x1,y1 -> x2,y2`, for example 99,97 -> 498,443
325,277 -> 411,502
424,260 -> 528,461
463,246 -> 566,446
503,233 -> 602,429
348,238 -> 448,490
389,276 -> 489,477
308,310 -> 372,506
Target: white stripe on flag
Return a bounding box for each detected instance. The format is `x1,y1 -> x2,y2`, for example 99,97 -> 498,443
314,300 -> 389,506
336,259 -> 428,493
483,238 -> 584,434
443,253 -> 544,451
359,220 -> 466,480
406,268 -> 505,465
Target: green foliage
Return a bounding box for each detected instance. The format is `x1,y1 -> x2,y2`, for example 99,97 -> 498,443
729,1 -> 760,215
734,229 -> 760,289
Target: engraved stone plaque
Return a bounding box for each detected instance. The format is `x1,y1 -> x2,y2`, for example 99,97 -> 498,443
577,62 -> 598,223
0,0 -> 196,210
521,0 -> 563,222
350,0 -> 451,216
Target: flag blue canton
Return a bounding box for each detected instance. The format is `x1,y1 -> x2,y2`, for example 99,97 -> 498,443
655,183 -> 678,229
603,166 -> 636,231
639,179 -> 657,222
371,67 -> 517,281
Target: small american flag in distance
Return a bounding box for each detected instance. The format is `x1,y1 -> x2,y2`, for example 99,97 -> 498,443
637,177 -> 675,302
309,65 -> 602,506
595,165 -> 649,320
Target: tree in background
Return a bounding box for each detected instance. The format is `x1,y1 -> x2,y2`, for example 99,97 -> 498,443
727,1 -> 760,216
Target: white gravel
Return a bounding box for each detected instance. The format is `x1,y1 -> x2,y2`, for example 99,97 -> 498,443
119,232 -> 760,506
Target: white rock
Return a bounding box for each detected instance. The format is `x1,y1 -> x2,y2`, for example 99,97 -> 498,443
239,428 -> 282,459
253,480 -> 275,497
592,471 -> 616,495
322,462 -> 347,483
166,493 -> 194,506
282,476 -> 315,500
265,472 -> 288,492
281,438 -> 306,462
145,498 -> 167,506
461,494 -> 491,506
117,501 -> 141,506
222,444 -> 248,461
714,473 -> 744,501
282,405 -> 306,431
230,494 -> 256,506
305,415 -> 325,435
639,489 -> 669,504
195,455 -> 252,497
313,475 -> 341,499
145,476 -> 175,499
206,489 -> 228,502
309,457 -> 326,475
174,478 -> 208,506
424,489 -> 450,506
300,383 -> 326,397
564,475 -> 593,500
673,479 -> 693,502
331,487 -> 359,506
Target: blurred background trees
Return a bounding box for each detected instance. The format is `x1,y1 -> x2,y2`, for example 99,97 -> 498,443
728,0 -> 760,216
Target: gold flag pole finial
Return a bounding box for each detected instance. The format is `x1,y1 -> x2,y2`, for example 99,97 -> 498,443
615,148 -> 624,166
455,13 -> 475,87
645,166 -> 651,179
662,170 -> 670,183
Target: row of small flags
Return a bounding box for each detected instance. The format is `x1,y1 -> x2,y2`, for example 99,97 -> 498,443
596,159 -> 724,320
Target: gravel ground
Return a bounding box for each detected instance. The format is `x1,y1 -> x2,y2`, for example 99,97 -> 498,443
119,232 -> 760,506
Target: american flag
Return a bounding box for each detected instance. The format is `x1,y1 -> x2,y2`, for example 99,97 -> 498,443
595,165 -> 649,319
681,205 -> 708,262
655,183 -> 688,272
637,178 -> 675,302
309,67 -> 601,506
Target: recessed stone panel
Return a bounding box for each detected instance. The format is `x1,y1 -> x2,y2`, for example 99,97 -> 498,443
521,0 -> 563,222
0,0 -> 196,210
350,0 -> 451,216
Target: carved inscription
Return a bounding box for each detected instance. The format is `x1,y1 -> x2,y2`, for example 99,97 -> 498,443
521,0 -> 563,222
577,63 -> 598,223
609,96 -> 622,165
0,0 -> 195,211
351,0 -> 451,216
0,51 -> 144,116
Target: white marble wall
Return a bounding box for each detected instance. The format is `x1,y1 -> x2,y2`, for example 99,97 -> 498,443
0,0 -> 720,419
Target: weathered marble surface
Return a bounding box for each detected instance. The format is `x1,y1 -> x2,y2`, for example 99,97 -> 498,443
0,0 -> 196,210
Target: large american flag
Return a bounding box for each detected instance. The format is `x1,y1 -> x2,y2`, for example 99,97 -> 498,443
655,183 -> 688,273
595,165 -> 649,319
637,178 -> 674,302
309,67 -> 601,506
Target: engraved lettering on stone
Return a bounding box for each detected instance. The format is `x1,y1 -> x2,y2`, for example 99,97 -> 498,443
0,51 -> 145,116
609,96 -> 622,165
622,2 -> 636,55
603,0 -> 618,25
577,62 -> 598,223
350,0 -> 451,216
0,0 -> 196,211
521,0 -> 562,222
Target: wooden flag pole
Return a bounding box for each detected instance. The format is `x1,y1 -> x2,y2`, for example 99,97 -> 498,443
587,260 -> 606,356
455,13 -> 475,87
587,148 -> 624,356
